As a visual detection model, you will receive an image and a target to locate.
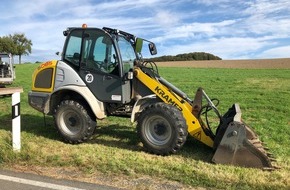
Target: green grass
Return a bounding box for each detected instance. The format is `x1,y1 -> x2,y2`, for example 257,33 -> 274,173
0,64 -> 289,189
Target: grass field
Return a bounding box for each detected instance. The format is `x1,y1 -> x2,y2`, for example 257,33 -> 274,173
0,60 -> 290,189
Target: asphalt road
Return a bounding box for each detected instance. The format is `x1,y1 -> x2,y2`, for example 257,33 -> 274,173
0,170 -> 120,190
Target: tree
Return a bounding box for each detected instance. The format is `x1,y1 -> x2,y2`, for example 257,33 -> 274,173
0,36 -> 17,54
9,33 -> 32,64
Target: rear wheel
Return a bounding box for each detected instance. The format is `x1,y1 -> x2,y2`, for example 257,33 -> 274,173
54,100 -> 96,144
137,102 -> 188,155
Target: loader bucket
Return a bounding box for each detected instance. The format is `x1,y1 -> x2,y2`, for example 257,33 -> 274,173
212,104 -> 276,170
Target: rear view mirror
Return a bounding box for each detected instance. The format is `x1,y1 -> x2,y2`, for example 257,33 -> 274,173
135,38 -> 157,55
149,42 -> 157,55
135,38 -> 143,53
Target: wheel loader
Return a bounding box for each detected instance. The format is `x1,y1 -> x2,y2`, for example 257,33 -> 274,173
28,24 -> 276,170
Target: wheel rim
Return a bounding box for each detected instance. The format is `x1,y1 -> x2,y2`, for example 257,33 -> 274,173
59,110 -> 83,136
143,115 -> 172,146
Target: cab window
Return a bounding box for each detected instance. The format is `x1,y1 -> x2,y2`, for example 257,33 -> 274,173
63,30 -> 82,67
118,36 -> 135,74
81,30 -> 119,75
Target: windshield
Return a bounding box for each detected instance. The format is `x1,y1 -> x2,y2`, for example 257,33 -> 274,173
0,54 -> 12,65
117,36 -> 136,73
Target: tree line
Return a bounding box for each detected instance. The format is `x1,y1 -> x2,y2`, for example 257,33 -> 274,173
0,33 -> 32,64
147,52 -> 222,62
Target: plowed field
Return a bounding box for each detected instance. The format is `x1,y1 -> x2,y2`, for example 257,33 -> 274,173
156,58 -> 290,69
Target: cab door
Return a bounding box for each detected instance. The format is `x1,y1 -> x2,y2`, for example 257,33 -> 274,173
63,28 -> 133,104
79,29 -> 127,103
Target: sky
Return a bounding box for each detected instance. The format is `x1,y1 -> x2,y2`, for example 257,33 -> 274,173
1,0 -> 290,63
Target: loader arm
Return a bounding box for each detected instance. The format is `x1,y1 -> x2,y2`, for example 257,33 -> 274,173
134,66 -> 277,170
134,67 -> 214,148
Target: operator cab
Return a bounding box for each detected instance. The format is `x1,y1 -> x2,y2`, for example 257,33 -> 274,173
61,25 -> 157,108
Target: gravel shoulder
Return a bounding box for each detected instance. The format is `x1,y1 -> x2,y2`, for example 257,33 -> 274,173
5,165 -> 201,190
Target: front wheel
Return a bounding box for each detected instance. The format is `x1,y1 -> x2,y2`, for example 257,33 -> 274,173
54,100 -> 96,144
137,102 -> 188,155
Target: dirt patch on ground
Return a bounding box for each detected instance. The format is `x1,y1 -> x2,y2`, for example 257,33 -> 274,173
156,58 -> 290,69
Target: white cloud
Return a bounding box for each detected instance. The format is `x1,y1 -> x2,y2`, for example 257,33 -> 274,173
256,46 -> 290,58
243,0 -> 290,16
150,19 -> 237,44
196,0 -> 232,6
154,11 -> 180,28
239,0 -> 290,35
159,36 -> 274,59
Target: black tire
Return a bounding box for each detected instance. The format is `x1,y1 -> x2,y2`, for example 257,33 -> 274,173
54,100 -> 96,144
137,102 -> 188,155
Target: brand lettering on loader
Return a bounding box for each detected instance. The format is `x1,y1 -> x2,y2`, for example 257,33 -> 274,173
38,61 -> 53,70
154,86 -> 183,111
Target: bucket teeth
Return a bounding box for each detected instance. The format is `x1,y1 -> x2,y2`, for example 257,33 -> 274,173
249,138 -> 272,156
263,167 -> 275,171
263,147 -> 270,151
266,152 -> 274,157
270,158 -> 277,162
267,155 -> 276,160
249,138 -> 262,144
263,164 -> 280,171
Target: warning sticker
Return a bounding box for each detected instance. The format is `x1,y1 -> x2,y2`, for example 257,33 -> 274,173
192,131 -> 201,140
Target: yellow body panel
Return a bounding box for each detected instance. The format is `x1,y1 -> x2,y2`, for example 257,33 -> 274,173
134,68 -> 214,148
31,60 -> 57,93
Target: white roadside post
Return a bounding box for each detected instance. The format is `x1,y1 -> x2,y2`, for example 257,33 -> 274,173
12,91 -> 21,151
0,87 -> 23,151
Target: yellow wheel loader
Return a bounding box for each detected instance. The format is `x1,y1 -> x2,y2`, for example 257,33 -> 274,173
28,25 -> 277,170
